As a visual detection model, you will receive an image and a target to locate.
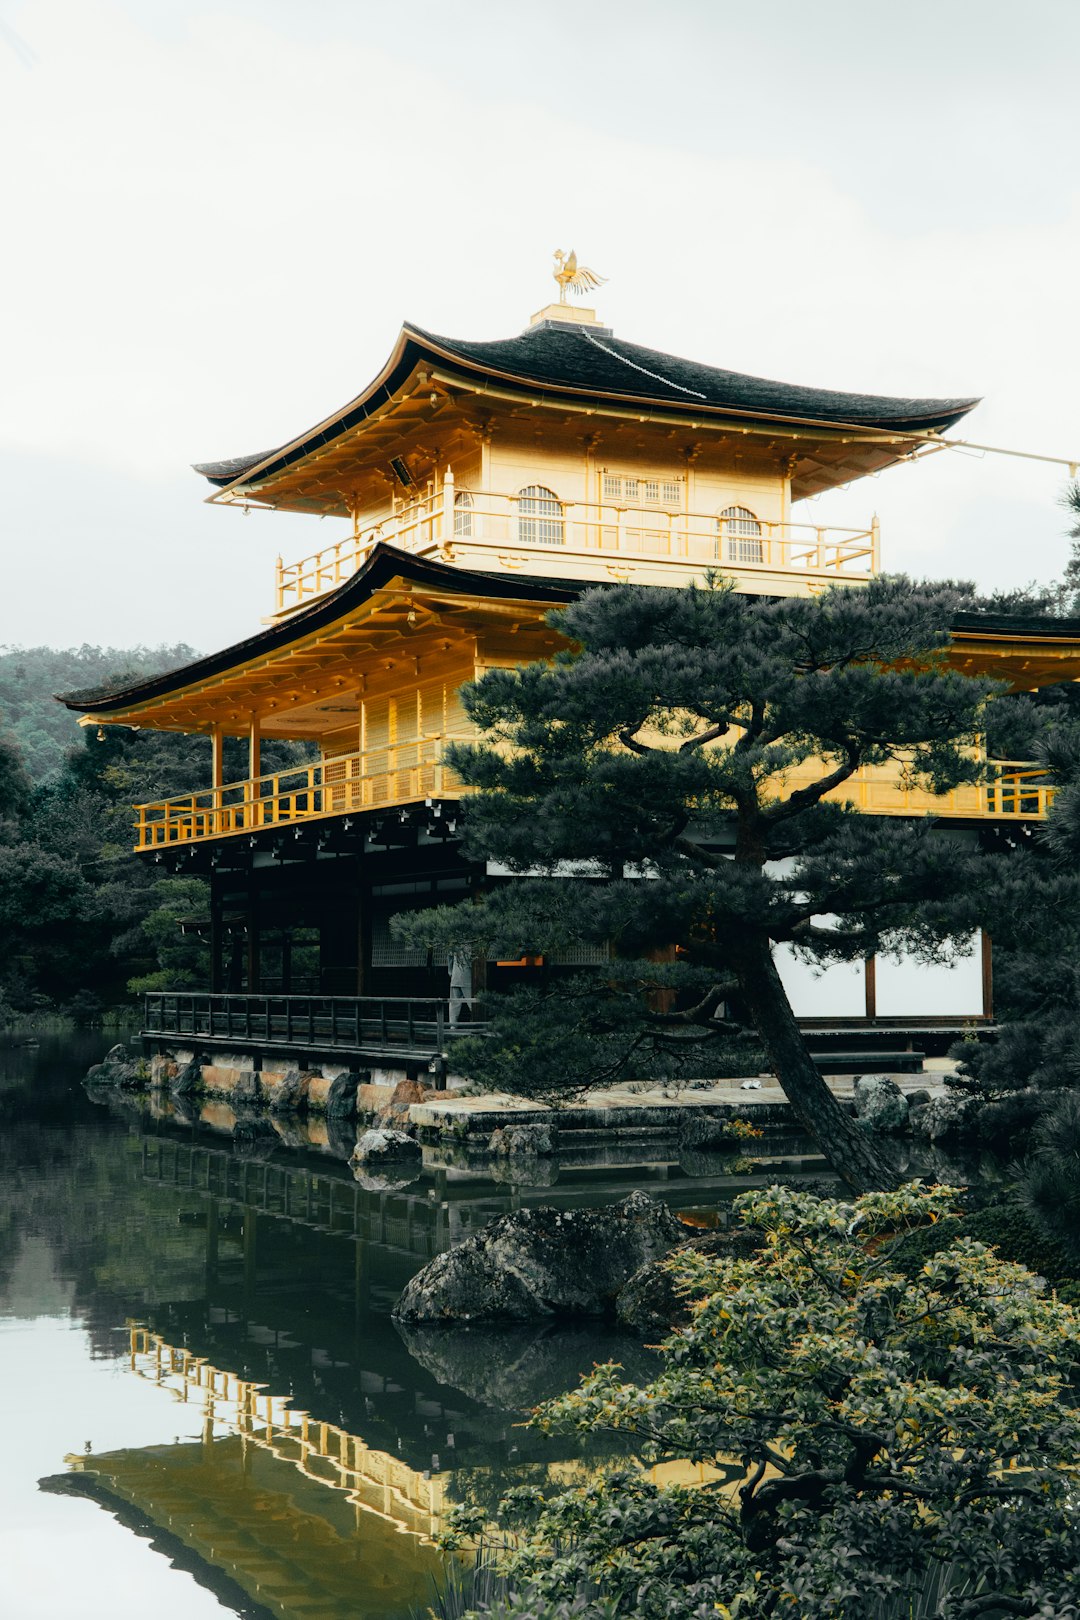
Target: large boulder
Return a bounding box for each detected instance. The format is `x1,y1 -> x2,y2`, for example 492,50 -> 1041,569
853,1073 -> 909,1133
352,1127 -> 421,1166
326,1070 -> 364,1120
394,1190 -> 684,1324
378,1078 -> 432,1125
84,1042 -> 148,1091
266,1066 -> 307,1115
616,1226 -> 765,1335
678,1114 -> 738,1151
488,1122 -> 556,1157
910,1092 -> 976,1143
170,1058 -> 202,1099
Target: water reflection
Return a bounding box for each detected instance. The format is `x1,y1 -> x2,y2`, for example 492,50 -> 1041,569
0,1031 -> 839,1620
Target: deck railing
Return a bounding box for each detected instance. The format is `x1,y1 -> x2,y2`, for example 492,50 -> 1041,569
143,991 -> 481,1055
781,758 -> 1055,821
134,735 -> 465,850
134,747 -> 1055,853
274,485 -> 880,613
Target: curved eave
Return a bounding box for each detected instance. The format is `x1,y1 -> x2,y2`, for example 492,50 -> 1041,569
56,543 -> 579,718
196,321 -> 979,504
58,563 -> 1080,724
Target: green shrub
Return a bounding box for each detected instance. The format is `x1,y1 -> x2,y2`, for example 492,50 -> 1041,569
889,1200 -> 1078,1291
444,1183 -> 1080,1620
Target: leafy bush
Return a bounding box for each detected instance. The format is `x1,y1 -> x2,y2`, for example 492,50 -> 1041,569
444,1183 -> 1080,1620
888,1199 -> 1078,1293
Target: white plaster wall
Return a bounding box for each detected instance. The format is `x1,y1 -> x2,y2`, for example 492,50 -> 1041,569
774,944 -> 866,1018
875,937 -> 984,1017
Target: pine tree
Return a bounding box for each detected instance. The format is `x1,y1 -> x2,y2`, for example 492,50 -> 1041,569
402,575 -> 1005,1194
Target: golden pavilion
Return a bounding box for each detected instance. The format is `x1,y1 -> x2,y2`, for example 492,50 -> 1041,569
60,264 -> 1080,1068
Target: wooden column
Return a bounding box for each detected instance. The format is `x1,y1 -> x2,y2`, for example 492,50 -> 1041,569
246,881 -> 261,993
981,932 -> 994,1019
209,879 -> 225,993
247,716 -> 261,830
864,955 -> 877,1020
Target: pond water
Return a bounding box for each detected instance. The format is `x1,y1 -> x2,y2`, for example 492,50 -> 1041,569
0,1031 -> 835,1620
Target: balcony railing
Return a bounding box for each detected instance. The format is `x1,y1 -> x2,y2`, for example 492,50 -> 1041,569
782,758 -> 1055,821
274,483 -> 880,614
134,736 -> 466,851
134,743 -> 1054,854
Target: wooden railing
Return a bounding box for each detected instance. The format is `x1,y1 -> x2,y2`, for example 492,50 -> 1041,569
781,758 -> 1055,821
274,482 -> 880,613
985,763 -> 1056,818
143,991 -> 481,1056
134,736 -> 465,849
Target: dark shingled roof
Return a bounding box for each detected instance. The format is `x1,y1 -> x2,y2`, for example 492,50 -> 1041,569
193,319 -> 980,493
411,321 -> 979,432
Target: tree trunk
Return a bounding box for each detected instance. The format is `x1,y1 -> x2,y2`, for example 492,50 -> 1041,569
735,939 -> 901,1194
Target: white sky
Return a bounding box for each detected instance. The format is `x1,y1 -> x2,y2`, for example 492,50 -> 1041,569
2,0 -> 1079,652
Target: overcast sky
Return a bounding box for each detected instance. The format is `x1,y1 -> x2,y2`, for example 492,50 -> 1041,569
2,0 -> 1079,653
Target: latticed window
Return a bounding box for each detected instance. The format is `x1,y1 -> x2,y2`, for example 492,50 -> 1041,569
370,912 -> 428,967
453,489 -> 474,537
603,472 -> 682,507
518,485 -> 564,547
718,505 -> 764,564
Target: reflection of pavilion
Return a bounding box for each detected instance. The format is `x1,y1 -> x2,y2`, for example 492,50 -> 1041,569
55,1326 -> 450,1620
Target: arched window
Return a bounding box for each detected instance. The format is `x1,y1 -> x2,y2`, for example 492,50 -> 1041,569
453,489 -> 474,538
518,485 -> 564,547
718,505 -> 763,564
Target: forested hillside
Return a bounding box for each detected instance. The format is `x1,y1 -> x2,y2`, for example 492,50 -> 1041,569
0,643 -> 303,1024
0,643 -> 199,780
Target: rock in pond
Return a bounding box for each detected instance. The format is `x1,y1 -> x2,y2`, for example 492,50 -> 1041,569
393,1190 -> 684,1324
84,1042 -> 147,1091
488,1122 -> 556,1157
352,1127 -> 421,1166
853,1073 -> 909,1133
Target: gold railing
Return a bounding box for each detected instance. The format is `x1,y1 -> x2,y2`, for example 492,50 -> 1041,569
134,736 -> 466,850
781,758 -> 1055,821
274,483 -> 880,613
135,747 -> 1054,853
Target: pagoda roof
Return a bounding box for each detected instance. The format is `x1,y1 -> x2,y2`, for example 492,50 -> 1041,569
57,543 -> 580,716
193,319 -> 979,500
57,544 -> 1080,723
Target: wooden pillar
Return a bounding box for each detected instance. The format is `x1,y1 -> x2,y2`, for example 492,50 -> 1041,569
356,873 -> 369,994
210,880 -> 224,993
443,464 -> 455,548
210,724 -> 224,832
981,932 -> 994,1019
248,715 -> 261,829
246,881 -> 261,993
864,955 -> 877,1020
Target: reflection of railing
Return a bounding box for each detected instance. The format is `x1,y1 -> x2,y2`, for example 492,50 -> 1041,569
125,1326 -> 447,1543
134,736 -> 466,849
144,992 -> 482,1055
275,482 -> 880,612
